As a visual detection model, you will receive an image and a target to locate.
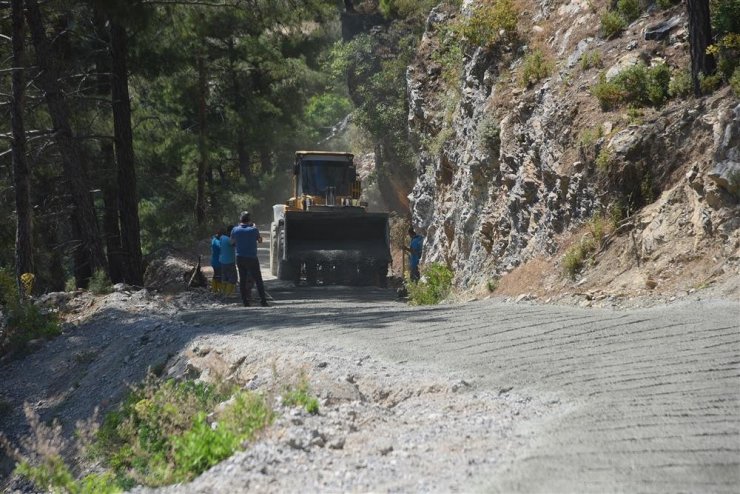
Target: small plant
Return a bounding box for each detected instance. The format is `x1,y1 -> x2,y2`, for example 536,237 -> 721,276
406,263 -> 454,305
595,146 -> 615,171
520,48 -> 553,87
600,10 -> 626,39
617,0 -> 642,23
486,279 -> 499,292
731,67 -> 740,97
626,107 -> 644,125
477,115 -> 501,156
699,72 -> 723,94
563,237 -> 596,279
282,376 -> 320,415
580,50 -> 603,71
579,125 -> 604,149
88,270 -> 113,295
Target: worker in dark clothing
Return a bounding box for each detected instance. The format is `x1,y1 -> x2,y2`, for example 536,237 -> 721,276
403,227 -> 424,282
230,211 -> 269,307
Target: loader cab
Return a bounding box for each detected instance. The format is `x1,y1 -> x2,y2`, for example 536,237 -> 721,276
293,152 -> 358,207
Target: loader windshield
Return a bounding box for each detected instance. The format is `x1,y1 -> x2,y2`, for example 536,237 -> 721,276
299,160 -> 352,196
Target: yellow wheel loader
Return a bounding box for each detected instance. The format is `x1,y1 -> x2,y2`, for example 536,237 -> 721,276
270,151 -> 390,286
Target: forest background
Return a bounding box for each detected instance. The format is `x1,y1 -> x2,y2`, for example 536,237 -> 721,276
0,0 -> 439,293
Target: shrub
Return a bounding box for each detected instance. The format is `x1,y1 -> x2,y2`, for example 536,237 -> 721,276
731,67 -> 740,97
89,270 -> 113,295
657,0 -> 680,8
462,0 -> 519,48
591,63 -> 671,110
600,10 -> 626,39
591,73 -> 624,110
580,50 -> 603,71
520,48 -> 553,87
712,0 -> 740,38
668,68 -> 693,97
699,72 -> 723,94
477,115 -> 501,156
0,269 -> 60,356
407,263 -> 454,305
617,0 -> 642,23
563,238 -> 595,279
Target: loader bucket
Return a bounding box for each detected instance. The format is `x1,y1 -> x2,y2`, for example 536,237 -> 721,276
282,209 -> 390,285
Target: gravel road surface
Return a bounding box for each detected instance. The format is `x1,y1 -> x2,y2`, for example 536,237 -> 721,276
173,275 -> 739,493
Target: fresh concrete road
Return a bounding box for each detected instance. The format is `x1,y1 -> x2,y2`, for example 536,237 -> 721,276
189,276 -> 740,493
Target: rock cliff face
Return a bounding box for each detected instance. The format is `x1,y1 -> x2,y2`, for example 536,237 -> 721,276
406,1 -> 739,292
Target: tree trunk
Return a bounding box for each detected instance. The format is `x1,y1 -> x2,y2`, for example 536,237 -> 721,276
11,0 -> 34,293
110,21 -> 144,285
686,0 -> 716,96
195,54 -> 208,225
25,0 -> 106,284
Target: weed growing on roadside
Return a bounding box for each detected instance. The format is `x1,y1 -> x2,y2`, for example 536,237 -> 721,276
406,263 -> 454,305
282,375 -> 320,415
486,279 -> 499,292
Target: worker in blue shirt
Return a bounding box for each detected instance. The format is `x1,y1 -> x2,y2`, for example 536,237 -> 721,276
230,211 -> 269,307
210,229 -> 223,293
403,227 -> 424,282
219,225 -> 237,296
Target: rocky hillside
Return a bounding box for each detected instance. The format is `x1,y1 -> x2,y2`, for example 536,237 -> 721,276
404,0 -> 739,299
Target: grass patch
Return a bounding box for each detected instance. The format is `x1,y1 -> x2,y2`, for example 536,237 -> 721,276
600,10 -> 626,39
520,48 -> 553,87
563,214 -> 616,279
668,68 -> 692,98
580,50 -> 603,71
617,0 -> 642,23
406,263 -> 454,305
595,146 -> 615,171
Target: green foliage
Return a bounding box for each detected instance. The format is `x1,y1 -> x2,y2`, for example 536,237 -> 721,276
520,49 -> 553,87
731,67 -> 740,97
579,125 -> 604,150
15,456 -> 122,494
379,0 -> 440,19
580,50 -> 603,71
477,115 -> 501,157
282,377 -> 320,414
591,63 -> 671,110
0,269 -> 60,356
563,214 -> 613,279
626,107 -> 644,125
486,279 -> 499,292
600,11 -> 626,39
406,263 -> 454,305
461,0 -> 519,48
617,0 -> 642,23
712,0 -> 740,38
97,378 -> 272,486
657,0 -> 680,8
595,147 -> 615,171
699,72 -> 723,94
88,270 -> 113,295
668,68 -> 693,98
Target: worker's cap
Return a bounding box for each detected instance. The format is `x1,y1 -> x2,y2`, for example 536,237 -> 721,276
240,211 -> 251,223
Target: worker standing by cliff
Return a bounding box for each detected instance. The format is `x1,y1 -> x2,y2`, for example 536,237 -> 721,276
231,212 -> 269,307
403,227 -> 424,282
